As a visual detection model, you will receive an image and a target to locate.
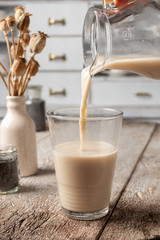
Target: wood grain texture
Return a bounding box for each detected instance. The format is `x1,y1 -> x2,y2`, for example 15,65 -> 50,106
0,121 -> 156,240
100,125 -> 160,240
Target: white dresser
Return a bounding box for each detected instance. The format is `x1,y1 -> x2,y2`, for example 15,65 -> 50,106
1,0 -> 160,120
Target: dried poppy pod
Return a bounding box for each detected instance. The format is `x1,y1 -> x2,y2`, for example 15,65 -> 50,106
11,57 -> 26,77
29,31 -> 49,54
29,33 -> 37,48
21,30 -> 30,47
17,13 -> 32,32
5,16 -> 16,29
29,59 -> 40,77
0,18 -> 9,33
11,42 -> 23,57
14,6 -> 25,22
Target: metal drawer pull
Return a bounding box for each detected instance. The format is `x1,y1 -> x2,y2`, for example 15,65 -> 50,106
135,92 -> 152,97
49,54 -> 66,61
49,88 -> 66,96
48,18 -> 66,25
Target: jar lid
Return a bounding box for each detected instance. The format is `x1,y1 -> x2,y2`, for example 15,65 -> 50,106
27,85 -> 42,90
0,145 -> 17,156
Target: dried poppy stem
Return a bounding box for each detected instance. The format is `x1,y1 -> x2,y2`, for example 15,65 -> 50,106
11,29 -> 16,58
8,71 -> 14,88
0,62 -> 13,94
18,79 -> 24,94
13,77 -> 19,96
7,71 -> 14,95
8,72 -> 13,95
3,33 -> 14,93
21,59 -> 39,95
18,53 -> 35,95
19,61 -> 32,96
8,77 -> 11,95
0,71 -> 10,94
4,32 -> 12,67
0,62 -> 9,77
21,76 -> 31,95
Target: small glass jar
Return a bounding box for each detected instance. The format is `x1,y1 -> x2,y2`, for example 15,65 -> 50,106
0,145 -> 19,194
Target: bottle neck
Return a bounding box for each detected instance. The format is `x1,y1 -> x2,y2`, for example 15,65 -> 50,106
6,96 -> 26,113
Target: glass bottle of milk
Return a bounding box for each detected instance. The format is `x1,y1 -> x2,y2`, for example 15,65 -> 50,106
83,0 -> 160,79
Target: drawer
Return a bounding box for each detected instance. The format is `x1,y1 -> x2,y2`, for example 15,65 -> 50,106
91,78 -> 160,106
32,37 -> 83,71
26,2 -> 88,36
29,72 -> 82,106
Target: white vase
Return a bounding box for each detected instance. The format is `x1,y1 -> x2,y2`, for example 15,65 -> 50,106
0,96 -> 37,177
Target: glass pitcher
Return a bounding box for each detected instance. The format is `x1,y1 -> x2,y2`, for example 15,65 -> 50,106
83,0 -> 160,79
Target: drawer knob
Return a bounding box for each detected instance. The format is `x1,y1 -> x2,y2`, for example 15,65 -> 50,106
49,54 -> 66,61
48,18 -> 66,25
49,88 -> 66,96
134,92 -> 152,97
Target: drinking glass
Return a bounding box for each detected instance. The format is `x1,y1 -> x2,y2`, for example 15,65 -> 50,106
47,107 -> 123,220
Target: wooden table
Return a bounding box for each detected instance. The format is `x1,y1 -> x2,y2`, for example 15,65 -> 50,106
0,121 -> 160,240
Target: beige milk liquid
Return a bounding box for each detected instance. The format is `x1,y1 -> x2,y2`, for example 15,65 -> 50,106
80,57 -> 160,147
53,141 -> 117,212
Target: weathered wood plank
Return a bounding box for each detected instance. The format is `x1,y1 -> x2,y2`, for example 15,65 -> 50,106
100,125 -> 160,240
0,121 -> 156,240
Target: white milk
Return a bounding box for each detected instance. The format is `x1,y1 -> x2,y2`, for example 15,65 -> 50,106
105,57 -> 160,80
53,141 -> 117,212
